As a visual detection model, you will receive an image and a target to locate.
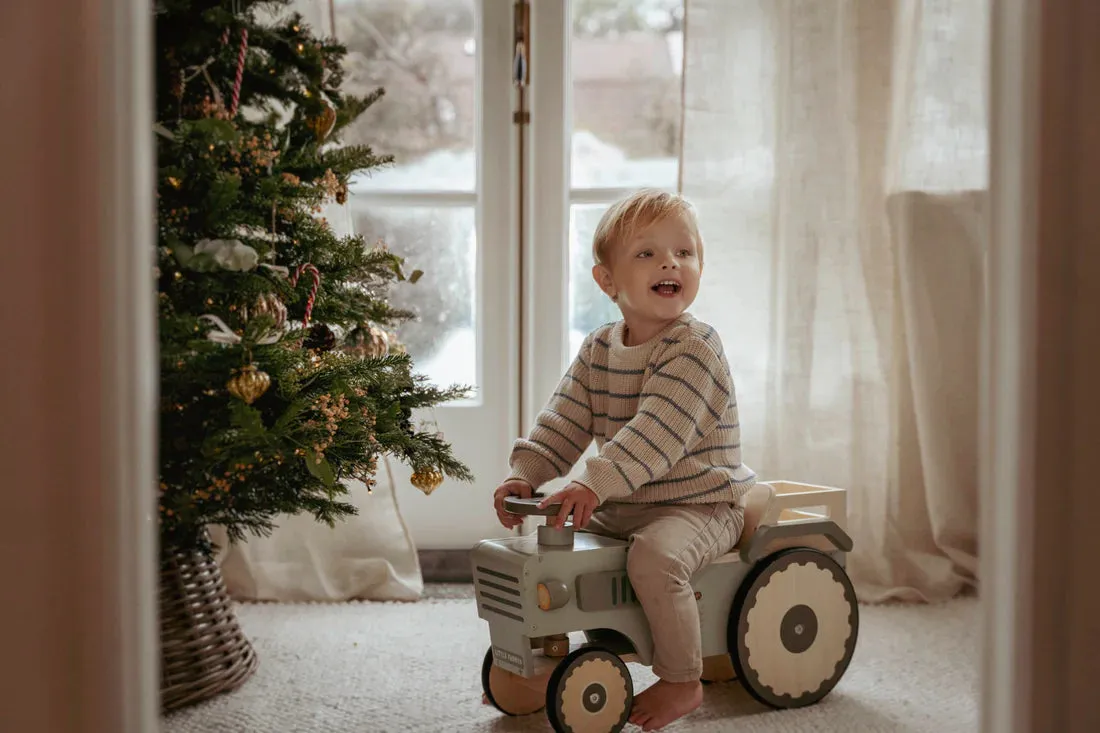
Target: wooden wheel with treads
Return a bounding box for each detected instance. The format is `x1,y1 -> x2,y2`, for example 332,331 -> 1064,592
545,647 -> 633,733
728,547 -> 859,708
481,647 -> 545,716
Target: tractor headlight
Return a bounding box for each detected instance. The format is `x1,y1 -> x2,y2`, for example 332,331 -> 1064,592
536,579 -> 570,611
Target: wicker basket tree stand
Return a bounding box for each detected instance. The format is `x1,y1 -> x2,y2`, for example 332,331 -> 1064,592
160,542 -> 258,713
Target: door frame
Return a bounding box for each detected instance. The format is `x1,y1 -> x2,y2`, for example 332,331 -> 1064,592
524,0 -> 571,432
982,0 -> 1100,731
1,0 -> 159,731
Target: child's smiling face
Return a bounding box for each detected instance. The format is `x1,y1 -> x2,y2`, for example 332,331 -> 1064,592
593,212 -> 703,327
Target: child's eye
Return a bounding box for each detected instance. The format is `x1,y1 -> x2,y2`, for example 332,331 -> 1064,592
636,250 -> 652,258
677,249 -> 693,257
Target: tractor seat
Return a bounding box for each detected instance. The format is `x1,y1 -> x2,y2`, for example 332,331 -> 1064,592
731,481 -> 776,552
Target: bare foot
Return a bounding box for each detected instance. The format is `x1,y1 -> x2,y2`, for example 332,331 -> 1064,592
628,679 -> 703,731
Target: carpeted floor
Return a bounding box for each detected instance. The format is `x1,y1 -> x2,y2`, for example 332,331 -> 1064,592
163,584 -> 980,733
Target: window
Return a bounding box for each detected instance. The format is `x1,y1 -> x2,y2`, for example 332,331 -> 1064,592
566,0 -> 685,360
338,0 -> 479,391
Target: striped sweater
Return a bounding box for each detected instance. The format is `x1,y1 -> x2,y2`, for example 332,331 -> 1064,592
507,312 -> 756,506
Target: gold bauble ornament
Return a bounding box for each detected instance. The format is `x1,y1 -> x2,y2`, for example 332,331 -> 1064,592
308,98 -> 337,142
227,364 -> 271,404
410,468 -> 444,495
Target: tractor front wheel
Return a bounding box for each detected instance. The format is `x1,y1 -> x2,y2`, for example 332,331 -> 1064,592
481,647 -> 546,716
545,647 -> 633,733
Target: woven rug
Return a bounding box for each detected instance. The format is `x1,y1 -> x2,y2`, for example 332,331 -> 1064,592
163,585 -> 979,732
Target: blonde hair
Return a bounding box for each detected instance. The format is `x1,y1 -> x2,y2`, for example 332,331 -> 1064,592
591,188 -> 702,267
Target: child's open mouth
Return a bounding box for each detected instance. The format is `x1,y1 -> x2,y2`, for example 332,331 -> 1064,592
652,280 -> 682,296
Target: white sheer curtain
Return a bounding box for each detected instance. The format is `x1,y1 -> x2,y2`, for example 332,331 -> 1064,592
681,0 -> 989,602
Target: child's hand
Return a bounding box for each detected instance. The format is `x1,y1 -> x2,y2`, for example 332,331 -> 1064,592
538,482 -> 600,529
493,479 -> 533,529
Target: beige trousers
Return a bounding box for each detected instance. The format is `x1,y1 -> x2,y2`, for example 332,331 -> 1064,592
582,501 -> 745,682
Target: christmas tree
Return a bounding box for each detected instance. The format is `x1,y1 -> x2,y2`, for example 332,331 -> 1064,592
155,0 -> 472,553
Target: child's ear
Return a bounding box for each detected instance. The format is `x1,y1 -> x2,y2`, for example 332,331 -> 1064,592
592,263 -> 616,300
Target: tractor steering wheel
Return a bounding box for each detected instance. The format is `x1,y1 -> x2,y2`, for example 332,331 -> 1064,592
503,494 -> 607,517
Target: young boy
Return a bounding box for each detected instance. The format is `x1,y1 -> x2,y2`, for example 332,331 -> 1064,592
492,188 -> 756,731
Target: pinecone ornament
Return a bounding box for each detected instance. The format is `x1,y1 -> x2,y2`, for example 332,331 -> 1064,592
304,323 -> 336,352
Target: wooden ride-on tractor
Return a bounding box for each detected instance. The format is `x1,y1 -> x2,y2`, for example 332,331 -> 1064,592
471,480 -> 860,733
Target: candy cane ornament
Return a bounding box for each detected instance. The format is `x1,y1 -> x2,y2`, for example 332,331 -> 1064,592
218,22 -> 248,118
290,263 -> 321,327
228,28 -> 248,117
